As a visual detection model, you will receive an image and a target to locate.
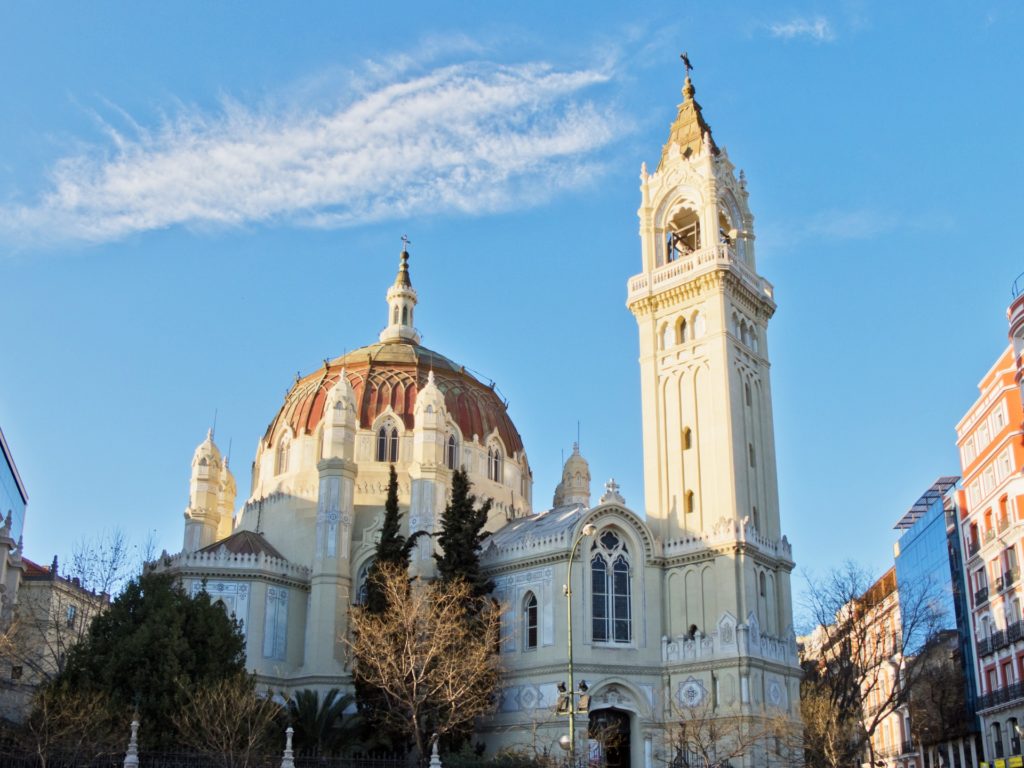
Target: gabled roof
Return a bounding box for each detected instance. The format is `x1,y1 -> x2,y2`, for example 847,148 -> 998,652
198,529 -> 286,560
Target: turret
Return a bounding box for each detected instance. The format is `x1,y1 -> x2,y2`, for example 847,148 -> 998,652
183,430 -> 225,553
216,459 -> 237,540
412,370 -> 447,467
322,371 -> 358,461
552,442 -> 591,507
379,242 -> 420,344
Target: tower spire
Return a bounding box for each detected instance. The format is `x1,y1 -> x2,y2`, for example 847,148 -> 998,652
659,53 -> 717,169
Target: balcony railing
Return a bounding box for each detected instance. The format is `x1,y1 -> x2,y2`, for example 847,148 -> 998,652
999,517 -> 1012,533
977,636 -> 993,656
969,539 -> 981,557
976,586 -> 990,606
901,740 -> 916,756
993,630 -> 1009,651
986,529 -> 997,543
978,681 -> 1024,711
1006,568 -> 1020,587
1009,621 -> 1024,643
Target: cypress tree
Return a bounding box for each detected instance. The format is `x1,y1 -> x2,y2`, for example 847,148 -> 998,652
365,464 -> 418,613
435,468 -> 494,600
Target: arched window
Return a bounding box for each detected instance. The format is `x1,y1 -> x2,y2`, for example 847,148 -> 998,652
665,208 -> 701,262
591,530 -> 631,644
392,306 -> 399,324
275,436 -> 291,475
744,382 -> 752,407
523,592 -> 538,650
446,434 -> 458,470
376,423 -> 399,462
401,306 -> 409,325
355,560 -> 373,606
488,447 -> 503,483
675,317 -> 687,345
748,443 -> 756,468
682,427 -> 692,450
685,490 -> 695,514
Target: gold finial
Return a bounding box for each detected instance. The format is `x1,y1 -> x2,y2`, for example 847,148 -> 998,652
680,52 -> 695,100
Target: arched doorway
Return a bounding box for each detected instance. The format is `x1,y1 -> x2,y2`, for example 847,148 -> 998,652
589,708 -> 631,768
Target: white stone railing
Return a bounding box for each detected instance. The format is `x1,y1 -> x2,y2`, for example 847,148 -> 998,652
156,548 -> 311,581
481,528 -> 571,563
663,517 -> 793,562
627,243 -> 774,304
662,623 -> 798,665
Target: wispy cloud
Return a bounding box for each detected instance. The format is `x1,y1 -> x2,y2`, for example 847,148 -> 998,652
768,16 -> 836,42
759,207 -> 950,251
0,56 -> 626,247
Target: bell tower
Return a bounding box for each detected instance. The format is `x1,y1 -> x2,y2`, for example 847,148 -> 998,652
627,67 -> 780,545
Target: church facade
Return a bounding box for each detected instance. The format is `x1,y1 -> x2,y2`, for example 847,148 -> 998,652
155,70 -> 801,767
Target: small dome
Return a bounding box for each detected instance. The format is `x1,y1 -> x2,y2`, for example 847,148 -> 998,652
193,429 -> 222,465
553,442 -> 591,507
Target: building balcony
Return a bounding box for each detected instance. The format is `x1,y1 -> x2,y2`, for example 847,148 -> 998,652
901,740 -> 916,756
976,586 -> 990,606
969,539 -> 981,557
977,636 -> 993,656
626,243 -> 775,306
1006,568 -> 1020,588
999,517 -> 1012,534
978,681 -> 1024,711
993,630 -> 1009,651
1009,620 -> 1024,643
986,529 -> 997,543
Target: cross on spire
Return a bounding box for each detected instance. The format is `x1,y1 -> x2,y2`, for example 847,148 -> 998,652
401,234 -> 411,252
680,51 -> 693,75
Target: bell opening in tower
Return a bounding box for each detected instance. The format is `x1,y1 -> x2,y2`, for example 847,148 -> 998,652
664,207 -> 700,263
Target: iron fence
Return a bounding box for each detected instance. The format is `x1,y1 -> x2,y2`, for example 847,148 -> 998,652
0,753 -> 408,768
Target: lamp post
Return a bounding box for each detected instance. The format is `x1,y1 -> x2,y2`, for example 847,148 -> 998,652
565,522 -> 597,767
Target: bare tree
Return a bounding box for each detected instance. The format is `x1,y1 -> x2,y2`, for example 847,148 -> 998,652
69,528 -> 134,596
173,672 -> 282,768
664,699 -> 797,767
345,563 -> 501,766
800,562 -> 945,768
19,685 -> 123,768
907,631 -> 972,749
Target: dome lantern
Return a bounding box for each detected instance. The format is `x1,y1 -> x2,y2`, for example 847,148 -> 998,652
379,237 -> 420,345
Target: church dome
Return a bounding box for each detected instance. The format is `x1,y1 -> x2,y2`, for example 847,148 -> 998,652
262,341 -> 524,456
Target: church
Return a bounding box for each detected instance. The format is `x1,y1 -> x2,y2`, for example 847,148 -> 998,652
154,68 -> 802,767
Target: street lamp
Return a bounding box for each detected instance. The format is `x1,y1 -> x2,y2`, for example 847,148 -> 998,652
564,522 -> 597,767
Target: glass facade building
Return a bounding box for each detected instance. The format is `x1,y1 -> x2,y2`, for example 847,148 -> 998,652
0,427 -> 27,544
894,476 -> 979,722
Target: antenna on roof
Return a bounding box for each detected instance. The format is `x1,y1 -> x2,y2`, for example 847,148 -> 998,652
226,438 -> 233,468
577,420 -> 581,452
212,408 -> 218,440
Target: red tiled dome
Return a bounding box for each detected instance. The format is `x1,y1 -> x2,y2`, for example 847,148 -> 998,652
263,342 -> 524,455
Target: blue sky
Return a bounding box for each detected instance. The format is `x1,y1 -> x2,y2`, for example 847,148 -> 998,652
0,1 -> 1021,610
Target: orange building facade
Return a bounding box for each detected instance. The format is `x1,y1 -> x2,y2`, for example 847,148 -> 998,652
956,284 -> 1024,764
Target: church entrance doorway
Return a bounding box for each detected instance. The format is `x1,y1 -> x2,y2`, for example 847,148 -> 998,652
589,708 -> 631,768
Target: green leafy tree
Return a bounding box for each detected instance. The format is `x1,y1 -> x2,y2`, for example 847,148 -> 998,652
435,468 -> 493,600
365,465 -> 420,614
55,571 -> 246,750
